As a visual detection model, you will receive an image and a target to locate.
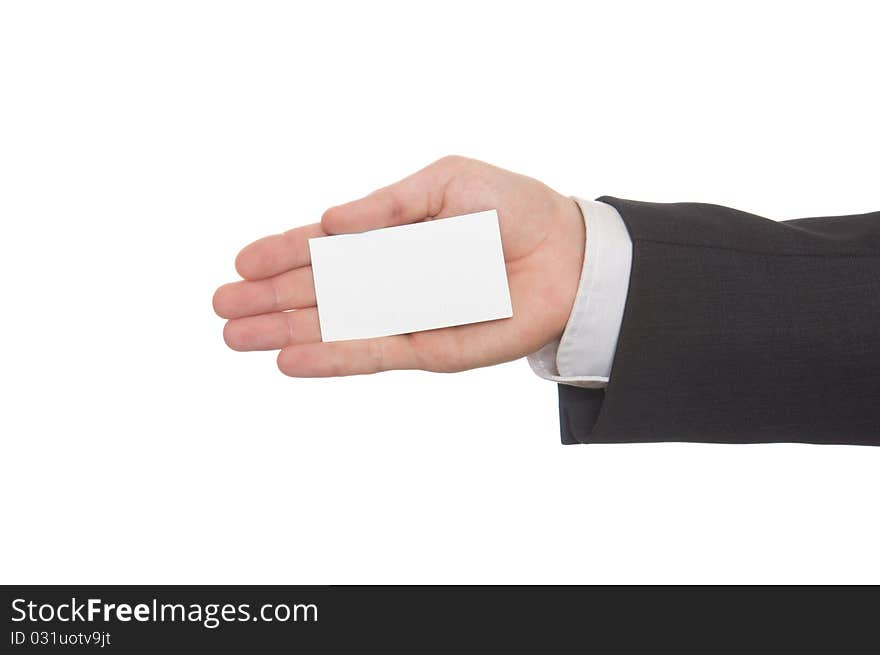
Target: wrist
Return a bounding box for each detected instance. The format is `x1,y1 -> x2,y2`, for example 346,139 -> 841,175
548,195 -> 587,340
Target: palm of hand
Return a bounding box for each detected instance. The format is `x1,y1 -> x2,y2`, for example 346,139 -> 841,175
213,157 -> 584,377
405,161 -> 584,372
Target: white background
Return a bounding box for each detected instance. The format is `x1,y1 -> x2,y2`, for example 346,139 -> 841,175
1,1 -> 878,584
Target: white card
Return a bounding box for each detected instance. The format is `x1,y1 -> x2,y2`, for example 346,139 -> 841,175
308,210 -> 513,342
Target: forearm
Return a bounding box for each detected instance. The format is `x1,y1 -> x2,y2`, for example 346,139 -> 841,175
555,200 -> 880,445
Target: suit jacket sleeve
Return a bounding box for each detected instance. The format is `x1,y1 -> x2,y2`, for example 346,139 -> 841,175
558,198 -> 880,445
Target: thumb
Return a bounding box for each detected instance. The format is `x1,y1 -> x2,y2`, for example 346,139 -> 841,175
320,155 -> 466,235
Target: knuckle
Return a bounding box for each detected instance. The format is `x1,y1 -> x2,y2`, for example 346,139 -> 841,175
269,278 -> 283,310
386,188 -> 404,224
366,339 -> 387,373
436,154 -> 467,169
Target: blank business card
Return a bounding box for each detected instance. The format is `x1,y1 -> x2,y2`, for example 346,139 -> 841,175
308,210 -> 513,342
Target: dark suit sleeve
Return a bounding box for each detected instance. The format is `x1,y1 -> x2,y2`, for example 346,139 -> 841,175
558,198 -> 880,445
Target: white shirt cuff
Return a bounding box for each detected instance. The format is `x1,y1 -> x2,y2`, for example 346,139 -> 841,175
527,198 -> 633,388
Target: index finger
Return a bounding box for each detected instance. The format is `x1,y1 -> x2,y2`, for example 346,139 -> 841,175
235,222 -> 327,281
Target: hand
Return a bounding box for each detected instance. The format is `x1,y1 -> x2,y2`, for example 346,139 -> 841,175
213,156 -> 585,376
